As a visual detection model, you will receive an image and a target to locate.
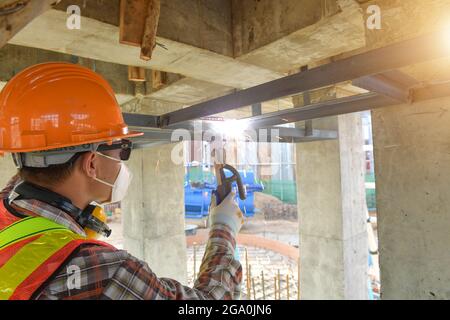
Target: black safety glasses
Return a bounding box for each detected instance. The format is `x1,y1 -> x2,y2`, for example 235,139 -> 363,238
97,139 -> 133,161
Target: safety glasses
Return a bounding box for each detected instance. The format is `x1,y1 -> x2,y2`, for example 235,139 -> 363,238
97,139 -> 133,161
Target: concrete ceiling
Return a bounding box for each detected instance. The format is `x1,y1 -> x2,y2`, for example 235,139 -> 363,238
4,0 -> 368,119
2,0 -> 449,121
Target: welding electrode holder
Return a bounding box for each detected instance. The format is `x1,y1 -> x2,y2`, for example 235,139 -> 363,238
213,164 -> 247,206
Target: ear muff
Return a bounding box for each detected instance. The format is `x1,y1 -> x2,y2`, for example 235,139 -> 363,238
82,205 -> 112,240
84,206 -> 110,240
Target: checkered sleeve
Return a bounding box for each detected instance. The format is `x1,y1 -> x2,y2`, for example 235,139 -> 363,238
101,224 -> 242,300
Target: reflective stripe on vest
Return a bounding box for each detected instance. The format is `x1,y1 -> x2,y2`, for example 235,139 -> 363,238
0,215 -> 112,300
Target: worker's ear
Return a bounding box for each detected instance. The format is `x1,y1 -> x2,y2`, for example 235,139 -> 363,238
80,152 -> 98,179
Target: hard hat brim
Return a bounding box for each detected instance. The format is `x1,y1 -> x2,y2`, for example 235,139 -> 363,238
1,131 -> 144,154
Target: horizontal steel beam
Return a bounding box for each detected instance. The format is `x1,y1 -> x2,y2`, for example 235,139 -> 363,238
133,141 -> 170,149
157,31 -> 450,127
352,70 -> 419,103
126,121 -> 338,148
123,113 -> 159,128
245,93 -> 397,128
243,81 -> 450,128
125,81 -> 450,146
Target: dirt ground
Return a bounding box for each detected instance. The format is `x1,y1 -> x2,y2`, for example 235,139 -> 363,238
186,192 -> 300,246
187,212 -> 299,247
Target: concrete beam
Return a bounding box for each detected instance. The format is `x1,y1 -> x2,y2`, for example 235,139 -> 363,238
54,0 -> 234,57
0,44 -> 135,95
8,9 -> 283,89
147,77 -> 235,105
8,0 -> 369,91
232,0 -> 341,57
0,0 -> 60,48
235,0 -> 366,73
0,44 -> 239,110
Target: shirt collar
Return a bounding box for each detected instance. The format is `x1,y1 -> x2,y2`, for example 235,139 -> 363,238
8,192 -> 86,236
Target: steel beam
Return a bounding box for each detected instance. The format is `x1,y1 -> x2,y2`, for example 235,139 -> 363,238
158,31 -> 450,127
245,93 -> 397,129
123,113 -> 159,128
252,103 -> 262,116
352,70 -> 419,102
126,120 -> 337,147
124,81 -> 450,142
244,81 -> 450,129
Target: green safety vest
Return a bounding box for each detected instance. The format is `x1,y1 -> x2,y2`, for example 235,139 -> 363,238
0,212 -> 110,300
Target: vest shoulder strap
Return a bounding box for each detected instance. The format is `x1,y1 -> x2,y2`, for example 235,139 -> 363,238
0,199 -> 21,230
0,216 -> 70,250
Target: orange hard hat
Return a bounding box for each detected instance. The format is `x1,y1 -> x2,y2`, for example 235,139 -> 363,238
0,62 -> 143,153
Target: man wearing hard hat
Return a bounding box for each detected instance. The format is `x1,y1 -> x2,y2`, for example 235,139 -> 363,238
0,63 -> 243,300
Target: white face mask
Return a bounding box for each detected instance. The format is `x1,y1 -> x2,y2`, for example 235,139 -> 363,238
93,152 -> 132,204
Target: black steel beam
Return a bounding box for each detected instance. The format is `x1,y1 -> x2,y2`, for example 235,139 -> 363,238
123,113 -> 159,128
244,81 -> 450,129
125,81 -> 450,148
245,93 -> 397,129
251,103 -> 262,116
126,119 -> 338,146
125,81 -> 450,145
158,31 -> 450,127
352,70 -> 419,102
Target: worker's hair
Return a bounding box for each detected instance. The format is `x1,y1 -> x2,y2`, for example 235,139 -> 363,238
18,153 -> 84,186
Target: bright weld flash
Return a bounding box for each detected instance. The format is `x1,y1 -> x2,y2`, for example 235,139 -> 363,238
212,119 -> 249,138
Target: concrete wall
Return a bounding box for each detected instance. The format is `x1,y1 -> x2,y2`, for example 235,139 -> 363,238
122,143 -> 187,283
372,96 -> 450,299
296,114 -> 368,300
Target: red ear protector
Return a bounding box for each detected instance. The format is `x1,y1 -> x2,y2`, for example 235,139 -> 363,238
12,181 -> 112,238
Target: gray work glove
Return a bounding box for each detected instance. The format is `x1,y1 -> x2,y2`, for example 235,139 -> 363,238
209,191 -> 244,236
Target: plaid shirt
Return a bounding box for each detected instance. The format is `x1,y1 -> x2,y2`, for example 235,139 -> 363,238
0,175 -> 242,300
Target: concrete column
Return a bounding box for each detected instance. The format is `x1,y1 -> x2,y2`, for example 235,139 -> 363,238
122,143 -> 187,283
295,114 -> 368,300
372,96 -> 450,299
358,0 -> 450,300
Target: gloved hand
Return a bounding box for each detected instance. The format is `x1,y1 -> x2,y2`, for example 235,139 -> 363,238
209,191 -> 244,236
